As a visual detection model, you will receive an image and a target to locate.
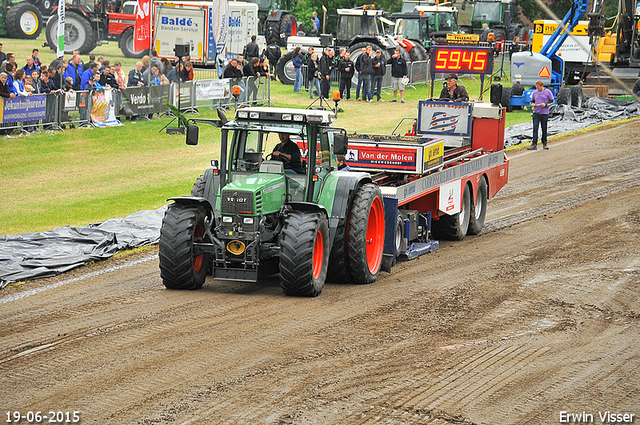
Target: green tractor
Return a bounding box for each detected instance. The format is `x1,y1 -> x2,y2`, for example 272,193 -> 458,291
0,0 -> 44,39
158,107 -> 386,297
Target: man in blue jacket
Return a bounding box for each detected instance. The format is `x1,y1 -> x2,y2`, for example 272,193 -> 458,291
63,54 -> 82,90
80,63 -> 98,91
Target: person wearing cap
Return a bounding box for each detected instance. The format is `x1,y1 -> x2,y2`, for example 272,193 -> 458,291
439,74 -> 469,102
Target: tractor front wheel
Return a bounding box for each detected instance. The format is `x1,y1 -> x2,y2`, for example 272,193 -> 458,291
280,211 -> 330,297
348,183 -> 385,284
159,204 -> 209,290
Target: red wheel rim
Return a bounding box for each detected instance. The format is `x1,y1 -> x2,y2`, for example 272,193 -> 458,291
312,230 -> 323,280
366,197 -> 385,274
193,224 -> 204,272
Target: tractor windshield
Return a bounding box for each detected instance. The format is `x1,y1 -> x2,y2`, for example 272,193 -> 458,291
402,19 -> 424,39
227,124 -> 334,202
337,15 -> 380,40
437,12 -> 457,32
472,3 -> 502,22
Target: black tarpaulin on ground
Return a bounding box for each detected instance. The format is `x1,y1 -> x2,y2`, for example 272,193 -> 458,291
505,97 -> 640,147
0,207 -> 167,289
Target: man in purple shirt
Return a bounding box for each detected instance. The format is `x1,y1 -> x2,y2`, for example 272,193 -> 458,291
528,80 -> 555,150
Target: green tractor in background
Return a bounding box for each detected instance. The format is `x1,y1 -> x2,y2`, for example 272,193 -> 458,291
158,107 -> 387,297
0,0 -> 44,39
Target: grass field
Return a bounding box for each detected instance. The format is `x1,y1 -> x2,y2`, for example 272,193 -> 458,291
0,34 -> 533,235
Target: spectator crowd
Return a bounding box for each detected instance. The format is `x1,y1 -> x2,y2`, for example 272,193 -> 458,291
0,45 -> 195,100
288,44 -> 409,103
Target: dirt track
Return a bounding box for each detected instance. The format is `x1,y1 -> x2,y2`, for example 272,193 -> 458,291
2,119 -> 640,425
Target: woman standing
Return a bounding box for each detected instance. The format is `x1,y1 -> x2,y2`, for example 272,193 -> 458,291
307,53 -> 321,99
292,46 -> 303,93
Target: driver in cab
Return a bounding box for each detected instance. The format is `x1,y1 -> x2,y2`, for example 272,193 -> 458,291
272,133 -> 304,174
439,74 -> 470,102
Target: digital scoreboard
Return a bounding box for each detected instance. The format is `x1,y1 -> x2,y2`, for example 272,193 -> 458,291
430,46 -> 494,75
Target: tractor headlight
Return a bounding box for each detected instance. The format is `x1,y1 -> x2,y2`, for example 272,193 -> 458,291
250,112 -> 260,119
243,217 -> 254,224
237,111 -> 249,119
293,114 -> 304,122
281,113 -> 292,120
222,216 -> 233,223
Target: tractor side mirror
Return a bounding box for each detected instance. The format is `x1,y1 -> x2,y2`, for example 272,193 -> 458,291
334,133 -> 348,155
186,124 -> 199,145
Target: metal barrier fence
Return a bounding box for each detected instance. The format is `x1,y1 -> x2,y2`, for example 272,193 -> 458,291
173,76 -> 272,112
295,60 -> 432,95
0,76 -> 272,135
0,86 -> 173,134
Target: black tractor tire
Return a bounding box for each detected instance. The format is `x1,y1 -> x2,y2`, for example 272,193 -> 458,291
493,28 -> 506,42
557,87 -> 572,106
431,183 -> 471,241
468,177 -> 488,235
159,204 -> 210,290
46,12 -> 95,54
5,2 -> 43,39
511,83 -> 525,96
348,183 -> 385,284
408,42 -> 428,61
570,85 -> 583,108
395,212 -> 405,257
279,211 -> 330,297
399,45 -> 411,63
191,174 -> 206,197
264,20 -> 281,46
327,221 -> 350,284
119,26 -> 148,59
276,51 -> 295,85
36,0 -> 54,16
501,86 -> 513,112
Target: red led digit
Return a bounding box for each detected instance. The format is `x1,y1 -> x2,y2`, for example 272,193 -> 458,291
449,50 -> 461,69
461,50 -> 474,71
473,52 -> 487,71
435,50 -> 448,69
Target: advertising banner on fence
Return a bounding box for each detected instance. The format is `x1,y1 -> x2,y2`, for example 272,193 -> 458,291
0,95 -> 47,123
119,85 -> 171,116
91,89 -> 122,127
195,79 -> 228,100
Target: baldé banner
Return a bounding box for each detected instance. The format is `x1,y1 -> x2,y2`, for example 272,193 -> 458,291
0,95 -> 47,123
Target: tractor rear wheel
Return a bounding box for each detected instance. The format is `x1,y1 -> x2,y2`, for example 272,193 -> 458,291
468,177 -> 488,235
431,183 -> 471,241
276,51 -> 295,85
348,183 -> 385,284
280,211 -> 329,297
46,12 -> 95,54
159,204 -> 210,290
6,2 -> 43,39
120,26 -> 148,58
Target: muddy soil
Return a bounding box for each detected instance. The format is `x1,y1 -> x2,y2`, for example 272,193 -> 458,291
2,119 -> 640,425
